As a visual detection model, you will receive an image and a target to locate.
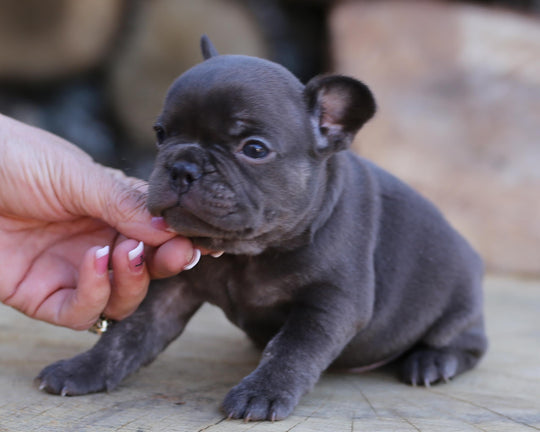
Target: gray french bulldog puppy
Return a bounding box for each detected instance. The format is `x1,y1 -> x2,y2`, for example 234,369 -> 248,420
37,36 -> 487,421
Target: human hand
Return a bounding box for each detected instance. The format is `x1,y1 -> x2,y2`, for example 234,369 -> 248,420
0,114 -> 199,330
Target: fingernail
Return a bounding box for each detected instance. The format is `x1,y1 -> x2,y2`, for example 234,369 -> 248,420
151,216 -> 177,233
211,251 -> 225,258
151,216 -> 169,231
95,246 -> 110,276
128,241 -> 145,272
183,248 -> 201,270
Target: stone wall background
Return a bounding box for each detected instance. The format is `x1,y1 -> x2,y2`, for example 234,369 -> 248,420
0,0 -> 538,276
330,1 -> 540,277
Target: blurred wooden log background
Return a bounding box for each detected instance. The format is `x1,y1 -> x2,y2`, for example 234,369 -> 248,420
1,0 -> 538,276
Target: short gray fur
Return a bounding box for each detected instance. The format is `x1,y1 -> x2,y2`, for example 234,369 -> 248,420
37,37 -> 487,422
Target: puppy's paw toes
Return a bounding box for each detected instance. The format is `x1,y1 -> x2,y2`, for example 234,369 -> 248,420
222,379 -> 297,421
400,348 -> 459,387
36,357 -> 108,396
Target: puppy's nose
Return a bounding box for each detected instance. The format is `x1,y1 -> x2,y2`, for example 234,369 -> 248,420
169,161 -> 202,191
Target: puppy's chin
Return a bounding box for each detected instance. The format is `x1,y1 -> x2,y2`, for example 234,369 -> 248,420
163,206 -> 244,236
162,206 -> 269,255
192,236 -> 268,256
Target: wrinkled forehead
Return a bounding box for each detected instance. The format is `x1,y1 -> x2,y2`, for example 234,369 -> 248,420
159,55 -> 306,133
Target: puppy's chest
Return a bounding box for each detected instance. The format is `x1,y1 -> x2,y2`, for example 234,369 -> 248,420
217,270 -> 297,336
227,267 -> 296,310
203,258 -> 300,312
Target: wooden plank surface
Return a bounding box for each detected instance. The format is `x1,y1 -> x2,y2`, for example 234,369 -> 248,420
1,275 -> 539,431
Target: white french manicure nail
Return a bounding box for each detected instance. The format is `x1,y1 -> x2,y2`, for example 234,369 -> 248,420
211,251 -> 225,258
183,249 -> 201,270
128,241 -> 144,262
95,245 -> 110,259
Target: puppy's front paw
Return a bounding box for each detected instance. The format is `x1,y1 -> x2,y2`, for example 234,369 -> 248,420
36,354 -> 108,396
222,375 -> 299,421
400,348 -> 459,387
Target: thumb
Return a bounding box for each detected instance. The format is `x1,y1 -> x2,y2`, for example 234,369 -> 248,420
87,165 -> 177,247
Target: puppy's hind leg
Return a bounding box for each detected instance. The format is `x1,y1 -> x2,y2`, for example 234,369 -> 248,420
37,278 -> 202,396
400,260 -> 488,387
400,316 -> 488,387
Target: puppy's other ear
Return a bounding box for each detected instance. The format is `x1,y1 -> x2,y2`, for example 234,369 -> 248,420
305,75 -> 376,155
201,34 -> 219,60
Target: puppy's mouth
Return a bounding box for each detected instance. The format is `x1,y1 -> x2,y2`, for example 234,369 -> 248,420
152,186 -> 256,241
162,205 -> 250,238
163,203 -> 264,253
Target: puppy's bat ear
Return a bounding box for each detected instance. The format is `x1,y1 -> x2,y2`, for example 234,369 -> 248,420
201,34 -> 219,60
304,75 -> 376,156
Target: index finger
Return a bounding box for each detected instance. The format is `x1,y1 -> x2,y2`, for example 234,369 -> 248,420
146,236 -> 198,279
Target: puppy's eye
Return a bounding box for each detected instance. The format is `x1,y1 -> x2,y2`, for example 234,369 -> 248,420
153,125 -> 165,144
241,139 -> 270,159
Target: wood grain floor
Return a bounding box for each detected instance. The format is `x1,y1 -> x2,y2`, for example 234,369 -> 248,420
1,275 -> 539,431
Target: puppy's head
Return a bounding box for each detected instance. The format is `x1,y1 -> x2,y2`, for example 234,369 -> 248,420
147,36 -> 376,255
